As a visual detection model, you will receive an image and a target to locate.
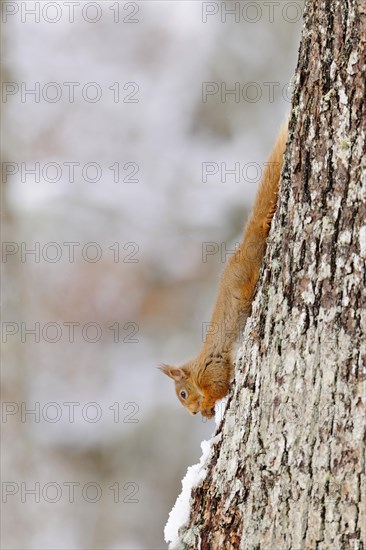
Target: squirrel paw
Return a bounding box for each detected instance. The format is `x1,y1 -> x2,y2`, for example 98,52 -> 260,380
264,203 -> 277,228
200,399 -> 216,419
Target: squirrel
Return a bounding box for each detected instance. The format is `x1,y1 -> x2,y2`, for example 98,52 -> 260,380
159,123 -> 288,418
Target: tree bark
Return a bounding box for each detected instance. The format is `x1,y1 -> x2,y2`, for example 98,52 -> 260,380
170,1 -> 366,548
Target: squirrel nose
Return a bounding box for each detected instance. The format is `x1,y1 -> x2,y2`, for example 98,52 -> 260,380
193,411 -> 198,415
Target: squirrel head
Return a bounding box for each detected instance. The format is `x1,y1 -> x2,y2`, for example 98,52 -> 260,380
158,363 -> 203,415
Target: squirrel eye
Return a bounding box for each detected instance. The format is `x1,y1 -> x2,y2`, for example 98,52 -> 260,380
180,390 -> 187,400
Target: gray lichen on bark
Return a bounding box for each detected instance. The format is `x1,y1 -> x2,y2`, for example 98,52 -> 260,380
173,0 -> 366,548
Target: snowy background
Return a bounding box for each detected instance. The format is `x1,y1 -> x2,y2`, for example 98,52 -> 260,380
2,1 -> 301,548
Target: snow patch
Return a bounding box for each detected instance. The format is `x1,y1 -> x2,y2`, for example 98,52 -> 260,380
338,88 -> 348,105
164,434 -> 222,549
215,396 -> 229,427
360,226 -> 366,258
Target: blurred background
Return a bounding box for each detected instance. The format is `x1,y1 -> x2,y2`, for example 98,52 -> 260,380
1,1 -> 301,548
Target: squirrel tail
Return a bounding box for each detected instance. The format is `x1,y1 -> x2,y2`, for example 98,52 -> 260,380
249,122 -> 288,231
225,122 -> 288,308
204,122 -> 289,354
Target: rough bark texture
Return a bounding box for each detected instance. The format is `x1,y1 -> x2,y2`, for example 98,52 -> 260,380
175,1 -> 366,548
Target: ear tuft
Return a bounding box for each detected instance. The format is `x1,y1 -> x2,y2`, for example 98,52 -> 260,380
157,363 -> 172,377
158,364 -> 188,381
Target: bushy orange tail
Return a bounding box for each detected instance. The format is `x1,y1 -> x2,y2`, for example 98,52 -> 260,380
249,122 -> 288,232
207,123 -> 288,352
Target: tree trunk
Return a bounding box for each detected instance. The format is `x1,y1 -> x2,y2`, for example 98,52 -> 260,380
167,0 -> 366,548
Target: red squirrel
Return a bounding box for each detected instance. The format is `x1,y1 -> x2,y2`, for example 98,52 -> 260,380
159,124 -> 288,418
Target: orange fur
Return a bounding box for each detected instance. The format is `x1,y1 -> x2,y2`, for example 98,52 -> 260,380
160,123 -> 288,418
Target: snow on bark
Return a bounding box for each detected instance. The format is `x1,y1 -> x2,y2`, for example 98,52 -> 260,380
164,435 -> 220,549
165,400 -> 228,548
167,0 -> 366,548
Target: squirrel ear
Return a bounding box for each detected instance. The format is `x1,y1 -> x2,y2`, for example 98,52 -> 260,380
158,364 -> 188,381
